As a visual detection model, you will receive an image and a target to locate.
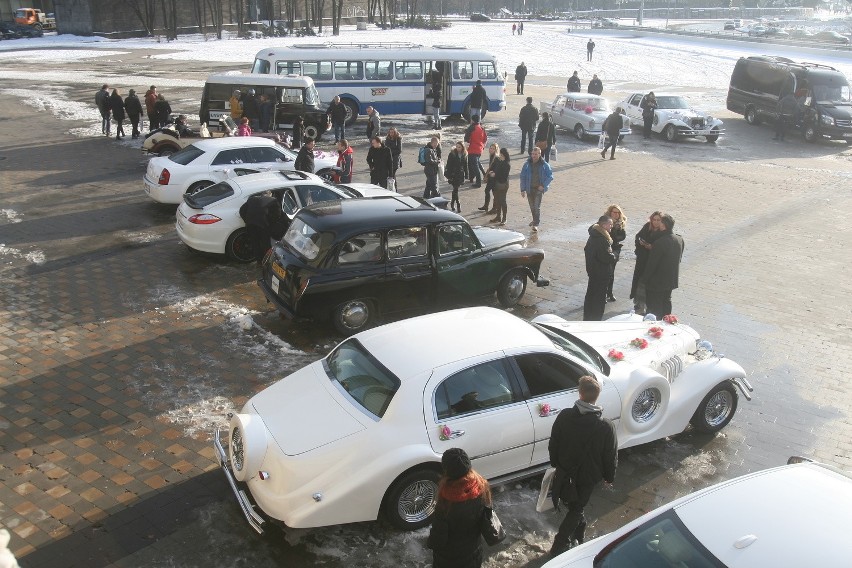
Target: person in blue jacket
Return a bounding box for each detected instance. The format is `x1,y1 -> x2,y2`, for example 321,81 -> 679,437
519,146 -> 553,232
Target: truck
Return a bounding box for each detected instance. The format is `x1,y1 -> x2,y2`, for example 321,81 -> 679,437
14,8 -> 56,31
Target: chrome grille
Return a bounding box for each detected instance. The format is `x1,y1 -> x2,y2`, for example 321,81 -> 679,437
836,119 -> 851,128
690,118 -> 705,129
659,355 -> 684,381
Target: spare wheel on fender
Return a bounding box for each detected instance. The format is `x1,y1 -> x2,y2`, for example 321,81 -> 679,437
622,371 -> 670,434
229,413 -> 269,482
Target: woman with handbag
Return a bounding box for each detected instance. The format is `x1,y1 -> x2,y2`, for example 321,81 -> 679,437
428,448 -> 496,568
385,127 -> 403,180
444,142 -> 469,213
478,143 -> 499,213
630,210 -> 664,314
535,112 -> 556,163
604,204 -> 627,302
489,148 -> 511,225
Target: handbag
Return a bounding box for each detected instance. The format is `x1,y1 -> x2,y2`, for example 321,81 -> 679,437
386,177 -> 396,192
550,146 -> 558,161
480,506 -> 506,546
598,134 -> 606,149
536,467 -> 556,513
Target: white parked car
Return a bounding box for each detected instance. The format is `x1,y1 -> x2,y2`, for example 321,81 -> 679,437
621,93 -> 725,142
543,458 -> 852,567
144,137 -> 337,205
541,93 -> 631,142
176,171 -> 394,262
214,307 -> 751,534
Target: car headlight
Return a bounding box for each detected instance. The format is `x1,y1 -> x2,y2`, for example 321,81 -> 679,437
820,114 -> 834,126
694,339 -> 714,360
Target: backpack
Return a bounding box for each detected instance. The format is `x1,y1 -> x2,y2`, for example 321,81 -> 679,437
418,146 -> 429,166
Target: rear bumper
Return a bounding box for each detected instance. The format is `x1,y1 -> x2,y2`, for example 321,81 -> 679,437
258,277 -> 297,319
174,219 -> 226,255
213,427 -> 266,534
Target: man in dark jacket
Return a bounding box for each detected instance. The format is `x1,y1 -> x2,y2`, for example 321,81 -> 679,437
95,84 -> 111,136
515,62 -> 528,95
469,80 -> 488,121
586,39 -> 596,61
567,71 -> 581,93
773,92 -> 799,141
587,74 -> 603,96
548,375 -> 617,557
422,136 -> 442,198
327,95 -> 348,142
242,89 -> 261,131
239,190 -> 282,262
601,108 -> 623,160
124,89 -> 144,139
583,216 -> 616,320
294,139 -> 315,173
518,96 -> 539,155
642,213 -> 684,319
366,136 -> 393,188
154,94 -> 171,130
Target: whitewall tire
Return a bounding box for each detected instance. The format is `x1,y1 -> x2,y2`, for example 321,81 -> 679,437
229,413 -> 268,482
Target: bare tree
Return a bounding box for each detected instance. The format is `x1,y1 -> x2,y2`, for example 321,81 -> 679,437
330,0 -> 344,34
206,0 -> 224,38
311,0 -> 325,30
123,0 -> 157,35
367,0 -> 378,22
160,0 -> 178,38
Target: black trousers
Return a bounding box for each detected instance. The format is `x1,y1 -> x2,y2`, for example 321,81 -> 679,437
246,225 -> 270,262
583,275 -> 608,321
607,256 -> 620,296
552,483 -> 595,554
643,117 -> 653,138
520,128 -> 535,153
645,288 -> 673,320
603,136 -> 618,158
517,80 -> 525,94
129,115 -> 140,138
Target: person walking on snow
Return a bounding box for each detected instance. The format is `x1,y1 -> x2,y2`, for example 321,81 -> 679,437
601,107 -> 624,160
518,96 -> 539,155
124,89 -> 144,139
95,84 -> 111,136
587,39 -> 596,61
515,62 -> 528,95
109,88 -> 126,140
144,85 -> 157,130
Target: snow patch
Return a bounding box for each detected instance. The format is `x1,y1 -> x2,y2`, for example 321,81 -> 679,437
0,210 -> 22,223
0,243 -> 46,265
0,49 -> 128,62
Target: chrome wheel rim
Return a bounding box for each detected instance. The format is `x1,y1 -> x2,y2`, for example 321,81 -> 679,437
397,479 -> 438,523
704,390 -> 733,427
230,426 -> 244,471
505,274 -> 525,303
632,388 -> 661,423
340,300 -> 369,330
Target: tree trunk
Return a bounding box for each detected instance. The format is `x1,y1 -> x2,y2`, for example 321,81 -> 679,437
331,0 -> 343,34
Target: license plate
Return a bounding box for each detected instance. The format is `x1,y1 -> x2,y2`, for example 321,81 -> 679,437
272,263 -> 286,280
271,275 -> 280,294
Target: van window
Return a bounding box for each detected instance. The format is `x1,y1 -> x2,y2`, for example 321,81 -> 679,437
206,83 -> 234,106
365,61 -> 393,80
334,61 -> 364,80
478,62 -> 497,80
252,59 -> 271,74
303,61 -> 333,81
453,61 -> 474,80
395,61 -> 423,80
280,88 -> 304,104
276,61 -> 301,75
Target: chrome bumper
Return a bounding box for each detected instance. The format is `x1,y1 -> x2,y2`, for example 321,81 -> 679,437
676,128 -> 724,137
730,376 -> 754,401
214,427 -> 266,534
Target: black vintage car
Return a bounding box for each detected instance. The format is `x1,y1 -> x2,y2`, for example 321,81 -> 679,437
259,195 -> 548,334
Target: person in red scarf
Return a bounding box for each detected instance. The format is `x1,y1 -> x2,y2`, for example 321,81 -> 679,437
427,448 -> 492,568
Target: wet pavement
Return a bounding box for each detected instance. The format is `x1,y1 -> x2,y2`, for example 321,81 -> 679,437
1,47 -> 851,568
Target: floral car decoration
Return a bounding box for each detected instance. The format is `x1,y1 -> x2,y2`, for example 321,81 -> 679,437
630,338 -> 649,349
663,314 -> 679,324
648,326 -> 664,338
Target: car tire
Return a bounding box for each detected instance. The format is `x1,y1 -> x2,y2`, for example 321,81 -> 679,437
663,124 -> 677,142
342,98 -> 359,126
383,468 -> 440,530
705,129 -> 719,143
155,144 -> 179,157
228,413 -> 268,482
689,382 -> 738,434
303,123 -> 320,140
226,229 -> 255,263
186,180 -> 213,195
803,125 -> 817,143
745,107 -> 760,125
574,124 -> 586,140
623,375 -> 670,434
332,298 -> 374,335
33,23 -> 42,32
497,269 -> 527,308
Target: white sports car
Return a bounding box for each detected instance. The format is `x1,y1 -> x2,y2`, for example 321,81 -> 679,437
176,171 -> 395,262
621,93 -> 724,142
541,93 -> 631,141
144,137 -> 337,205
214,307 -> 751,534
543,458 -> 852,567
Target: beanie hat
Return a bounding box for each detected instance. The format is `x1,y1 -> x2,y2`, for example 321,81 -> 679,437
442,448 -> 471,480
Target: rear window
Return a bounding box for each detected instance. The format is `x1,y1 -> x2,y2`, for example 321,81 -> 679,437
283,218 -> 324,260
168,145 -> 205,165
187,182 -> 234,207
325,339 -> 400,418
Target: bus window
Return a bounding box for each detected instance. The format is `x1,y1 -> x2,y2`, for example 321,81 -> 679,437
334,61 -> 364,80
276,61 -> 301,75
478,62 -> 497,80
303,61 -> 333,81
365,61 -> 393,81
395,61 -> 423,81
453,61 -> 474,80
252,59 -> 271,74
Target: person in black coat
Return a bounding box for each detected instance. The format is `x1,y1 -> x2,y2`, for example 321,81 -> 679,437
294,139 -> 315,173
366,136 -> 393,188
567,71 -> 581,93
124,89 -> 144,139
586,39 -> 596,62
292,115 -> 304,149
604,205 -> 626,301
515,62 -> 527,94
535,113 -> 556,164
587,74 -> 603,96
109,88 -> 126,140
518,96 -> 539,155
640,92 -> 657,139
154,94 -> 171,130
444,142 -> 469,213
385,127 -> 402,179
327,95 -> 348,142
427,448 -> 492,568
238,190 -> 282,262
583,216 -> 616,321
548,376 -> 617,557
469,80 -> 488,121
600,108 -> 624,160
630,211 -> 663,314
642,213 -> 685,319
242,89 -> 261,130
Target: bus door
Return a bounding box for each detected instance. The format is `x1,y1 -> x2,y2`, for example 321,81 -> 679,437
425,61 -> 450,114
274,86 -> 306,130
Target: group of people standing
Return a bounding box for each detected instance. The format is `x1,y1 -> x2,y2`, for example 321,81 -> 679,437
228,88 -> 277,133
567,71 -> 604,96
584,208 -> 685,321
95,83 -> 169,140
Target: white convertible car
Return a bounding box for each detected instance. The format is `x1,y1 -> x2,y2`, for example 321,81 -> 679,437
621,93 -> 724,142
214,307 -> 752,534
543,458 -> 852,567
541,93 -> 631,141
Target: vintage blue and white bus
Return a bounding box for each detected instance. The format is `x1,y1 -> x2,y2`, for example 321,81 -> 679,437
250,43 -> 506,125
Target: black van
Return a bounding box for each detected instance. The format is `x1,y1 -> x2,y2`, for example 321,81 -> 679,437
727,56 -> 852,143
200,73 -> 329,139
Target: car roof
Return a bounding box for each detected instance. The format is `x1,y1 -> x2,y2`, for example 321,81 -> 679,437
675,463 -> 852,566
228,170 -> 327,193
205,73 -> 315,88
339,183 -> 397,198
357,307 -> 553,378
190,137 -> 277,151
561,93 -> 606,100
296,195 -> 464,234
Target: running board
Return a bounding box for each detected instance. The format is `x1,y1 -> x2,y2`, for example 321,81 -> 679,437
489,463 -> 550,487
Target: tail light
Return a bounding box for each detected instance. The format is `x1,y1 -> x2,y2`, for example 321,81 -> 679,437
188,214 -> 221,224
158,168 -> 171,185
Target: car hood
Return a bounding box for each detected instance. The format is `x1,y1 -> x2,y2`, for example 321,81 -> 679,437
473,226 -> 525,251
249,363 -> 366,456
659,108 -> 707,120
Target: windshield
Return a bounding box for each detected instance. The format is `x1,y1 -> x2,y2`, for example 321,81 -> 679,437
575,98 -> 609,112
594,510 -> 726,568
283,218 -> 324,260
326,339 -> 400,418
305,85 -> 320,107
811,82 -> 851,104
251,58 -> 271,74
655,96 -> 690,109
532,323 -> 608,375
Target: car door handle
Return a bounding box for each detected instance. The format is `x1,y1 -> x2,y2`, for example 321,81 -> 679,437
539,406 -> 559,417
440,429 -> 465,440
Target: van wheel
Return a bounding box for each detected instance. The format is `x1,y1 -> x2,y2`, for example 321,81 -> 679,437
745,107 -> 760,125
33,23 -> 42,32
342,99 -> 359,126
803,125 -> 817,143
226,229 -> 255,262
303,124 -> 320,140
